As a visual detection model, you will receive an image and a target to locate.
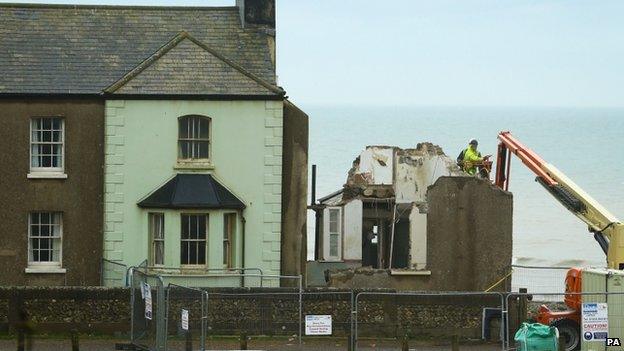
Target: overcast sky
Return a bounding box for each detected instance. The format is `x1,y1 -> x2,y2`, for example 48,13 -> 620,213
4,0 -> 623,107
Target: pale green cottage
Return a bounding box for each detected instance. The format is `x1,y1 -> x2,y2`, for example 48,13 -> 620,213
102,2 -> 308,286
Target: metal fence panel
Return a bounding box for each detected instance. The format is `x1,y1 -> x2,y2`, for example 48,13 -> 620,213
355,292 -> 505,351
301,290 -> 354,347
165,284 -> 208,351
130,268 -> 167,351
511,265 -> 571,301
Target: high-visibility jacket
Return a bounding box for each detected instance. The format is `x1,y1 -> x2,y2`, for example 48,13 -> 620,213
463,147 -> 482,175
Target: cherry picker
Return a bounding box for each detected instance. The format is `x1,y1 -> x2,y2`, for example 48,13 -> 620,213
493,131 -> 624,351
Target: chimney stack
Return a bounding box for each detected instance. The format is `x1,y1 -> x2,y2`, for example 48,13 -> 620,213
236,0 -> 276,71
236,0 -> 275,29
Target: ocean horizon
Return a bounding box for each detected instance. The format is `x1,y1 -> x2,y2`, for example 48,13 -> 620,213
304,105 -> 624,269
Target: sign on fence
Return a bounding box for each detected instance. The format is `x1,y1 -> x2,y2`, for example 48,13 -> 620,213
181,309 -> 189,331
143,282 -> 153,320
305,315 -> 332,335
582,302 -> 608,342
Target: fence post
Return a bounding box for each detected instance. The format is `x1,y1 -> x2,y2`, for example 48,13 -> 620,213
347,290 -> 354,351
451,334 -> 459,351
71,329 -> 79,351
517,288 -> 528,327
401,333 -> 409,351
239,332 -> 247,350
298,275 -> 303,349
185,330 -> 192,351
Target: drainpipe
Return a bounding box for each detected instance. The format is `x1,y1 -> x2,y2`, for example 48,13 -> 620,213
240,211 -> 246,287
311,165 -> 321,261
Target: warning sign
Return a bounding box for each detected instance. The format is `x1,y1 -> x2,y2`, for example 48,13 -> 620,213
582,303 -> 608,342
181,309 -> 189,331
305,315 -> 332,335
143,282 -> 152,321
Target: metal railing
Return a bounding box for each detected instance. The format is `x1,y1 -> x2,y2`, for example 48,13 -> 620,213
101,258 -> 128,287
143,266 -> 265,287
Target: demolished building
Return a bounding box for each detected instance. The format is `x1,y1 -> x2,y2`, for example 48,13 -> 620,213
308,143 -> 513,291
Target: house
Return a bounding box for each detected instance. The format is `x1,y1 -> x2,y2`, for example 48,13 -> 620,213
309,144 -> 513,291
0,0 -> 308,286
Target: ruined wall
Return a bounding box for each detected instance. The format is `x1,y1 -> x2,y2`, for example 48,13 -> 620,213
327,177 -> 513,291
394,144 -> 463,204
426,176 -> 512,291
280,101 -> 308,281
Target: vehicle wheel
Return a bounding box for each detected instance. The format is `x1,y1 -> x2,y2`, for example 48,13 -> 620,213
552,319 -> 580,351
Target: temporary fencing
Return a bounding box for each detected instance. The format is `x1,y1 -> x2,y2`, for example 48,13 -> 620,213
354,291 -> 506,351
165,284 -> 208,351
129,268 -> 167,351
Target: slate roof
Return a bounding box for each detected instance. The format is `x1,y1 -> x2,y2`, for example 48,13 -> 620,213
0,4 -> 280,96
106,32 -> 282,96
138,174 -> 246,210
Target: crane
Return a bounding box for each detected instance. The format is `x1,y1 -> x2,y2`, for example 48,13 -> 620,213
493,131 -> 624,351
495,131 -> 624,269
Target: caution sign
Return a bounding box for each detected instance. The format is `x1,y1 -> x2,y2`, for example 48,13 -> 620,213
582,303 -> 608,342
305,315 -> 332,335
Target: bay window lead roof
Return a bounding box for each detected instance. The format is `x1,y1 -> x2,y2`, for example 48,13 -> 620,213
138,174 -> 245,210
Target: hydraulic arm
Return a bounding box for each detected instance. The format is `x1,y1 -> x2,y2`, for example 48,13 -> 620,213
494,131 -> 624,269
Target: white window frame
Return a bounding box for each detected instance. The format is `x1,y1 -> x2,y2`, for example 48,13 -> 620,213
323,207 -> 343,261
177,115 -> 211,161
28,117 -> 67,179
148,213 -> 165,266
223,212 -> 237,269
26,211 -> 66,274
180,213 -> 209,267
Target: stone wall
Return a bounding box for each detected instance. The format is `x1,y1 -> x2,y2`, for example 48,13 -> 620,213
0,287 -> 128,333
0,287 -> 503,341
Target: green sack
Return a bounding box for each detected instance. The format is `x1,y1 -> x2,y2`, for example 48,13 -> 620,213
514,322 -> 559,351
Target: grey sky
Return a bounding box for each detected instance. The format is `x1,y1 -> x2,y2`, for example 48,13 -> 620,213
4,0 -> 623,107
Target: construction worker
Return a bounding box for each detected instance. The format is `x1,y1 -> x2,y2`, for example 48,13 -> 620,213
458,139 -> 490,176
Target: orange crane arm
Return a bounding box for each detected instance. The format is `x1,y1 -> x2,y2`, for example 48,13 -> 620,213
494,131 -> 557,190
493,131 -> 624,269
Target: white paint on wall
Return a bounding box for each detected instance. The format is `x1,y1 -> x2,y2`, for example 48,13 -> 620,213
356,147 -> 394,185
395,153 -> 460,204
343,199 -> 363,261
409,204 -> 427,270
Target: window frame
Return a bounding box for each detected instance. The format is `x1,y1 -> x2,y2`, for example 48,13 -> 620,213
223,212 -> 237,269
177,115 -> 211,162
27,211 -> 64,272
180,213 -> 209,267
148,213 -> 165,267
28,116 -> 66,178
323,207 -> 343,261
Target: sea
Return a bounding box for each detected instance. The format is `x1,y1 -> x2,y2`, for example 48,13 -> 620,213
304,105 -> 624,275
